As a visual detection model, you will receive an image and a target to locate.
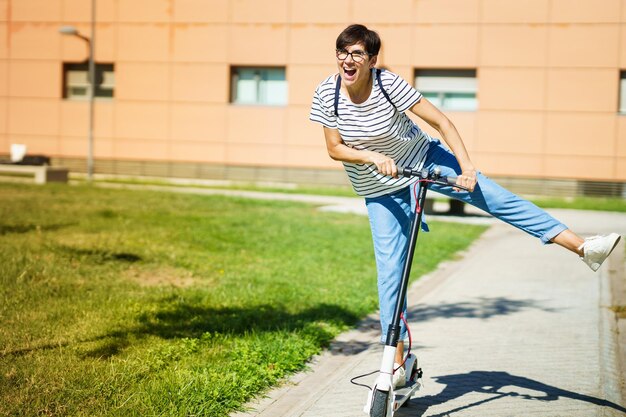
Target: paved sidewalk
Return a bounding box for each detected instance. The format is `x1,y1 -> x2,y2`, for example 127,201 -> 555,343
232,208 -> 626,417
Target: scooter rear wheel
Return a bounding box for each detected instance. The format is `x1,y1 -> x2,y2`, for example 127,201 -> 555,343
409,358 -> 419,382
370,388 -> 390,417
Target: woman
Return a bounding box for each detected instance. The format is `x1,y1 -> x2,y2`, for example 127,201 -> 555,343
309,24 -> 620,387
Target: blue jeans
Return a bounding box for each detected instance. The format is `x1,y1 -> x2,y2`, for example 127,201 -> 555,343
365,141 -> 568,342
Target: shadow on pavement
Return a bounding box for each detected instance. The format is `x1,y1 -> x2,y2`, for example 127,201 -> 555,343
397,370 -> 626,416
323,297 -> 559,357
407,296 -> 559,321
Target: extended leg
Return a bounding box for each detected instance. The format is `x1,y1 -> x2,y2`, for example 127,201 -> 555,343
423,140 -> 620,270
425,141 -> 568,244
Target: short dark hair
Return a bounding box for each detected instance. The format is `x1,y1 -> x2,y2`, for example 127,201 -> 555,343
336,24 -> 381,56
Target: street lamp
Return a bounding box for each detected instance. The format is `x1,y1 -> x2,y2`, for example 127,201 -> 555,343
59,3 -> 96,181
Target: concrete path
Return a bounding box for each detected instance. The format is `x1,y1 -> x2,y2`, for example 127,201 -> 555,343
92,181 -> 496,226
232,208 -> 626,417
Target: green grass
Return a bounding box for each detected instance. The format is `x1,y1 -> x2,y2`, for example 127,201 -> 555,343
529,196 -> 626,213
0,182 -> 486,416
73,175 -> 360,198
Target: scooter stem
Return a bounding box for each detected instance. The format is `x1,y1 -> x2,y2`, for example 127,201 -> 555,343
385,182 -> 428,347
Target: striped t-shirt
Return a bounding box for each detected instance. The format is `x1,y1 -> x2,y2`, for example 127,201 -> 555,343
309,68 -> 433,198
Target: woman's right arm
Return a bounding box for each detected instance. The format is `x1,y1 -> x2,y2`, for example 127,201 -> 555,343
323,126 -> 398,177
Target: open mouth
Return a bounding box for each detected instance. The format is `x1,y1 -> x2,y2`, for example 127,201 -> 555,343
344,68 -> 357,78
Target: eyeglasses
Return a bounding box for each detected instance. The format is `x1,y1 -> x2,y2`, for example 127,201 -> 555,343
336,49 -> 371,63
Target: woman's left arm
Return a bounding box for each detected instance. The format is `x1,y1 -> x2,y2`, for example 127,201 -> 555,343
409,98 -> 477,192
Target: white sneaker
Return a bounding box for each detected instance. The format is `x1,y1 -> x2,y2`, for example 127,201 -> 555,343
392,363 -> 406,388
579,233 -> 621,272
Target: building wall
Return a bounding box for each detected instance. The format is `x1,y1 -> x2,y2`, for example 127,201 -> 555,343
0,0 -> 625,182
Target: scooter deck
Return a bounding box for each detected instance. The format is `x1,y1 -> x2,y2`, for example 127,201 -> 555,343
393,380 -> 421,410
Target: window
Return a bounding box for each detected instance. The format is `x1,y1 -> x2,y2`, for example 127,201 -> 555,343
415,69 -> 477,111
619,71 -> 626,114
231,67 -> 287,106
63,63 -> 115,100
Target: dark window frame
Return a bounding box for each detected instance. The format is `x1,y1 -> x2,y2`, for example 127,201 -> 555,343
62,62 -> 115,100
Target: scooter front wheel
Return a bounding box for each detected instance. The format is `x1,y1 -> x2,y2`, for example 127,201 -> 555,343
370,388 -> 390,417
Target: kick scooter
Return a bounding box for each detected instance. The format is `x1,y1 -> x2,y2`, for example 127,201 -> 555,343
364,166 -> 469,417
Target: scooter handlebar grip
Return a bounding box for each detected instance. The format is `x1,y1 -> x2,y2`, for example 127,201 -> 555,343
399,166 -> 427,178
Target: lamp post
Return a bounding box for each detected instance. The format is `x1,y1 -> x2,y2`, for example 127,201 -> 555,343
59,2 -> 96,181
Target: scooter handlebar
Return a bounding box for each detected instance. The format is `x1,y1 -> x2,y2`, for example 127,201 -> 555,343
398,166 -> 470,191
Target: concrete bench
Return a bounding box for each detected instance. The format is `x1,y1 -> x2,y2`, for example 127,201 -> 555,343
424,194 -> 466,215
0,164 -> 69,184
